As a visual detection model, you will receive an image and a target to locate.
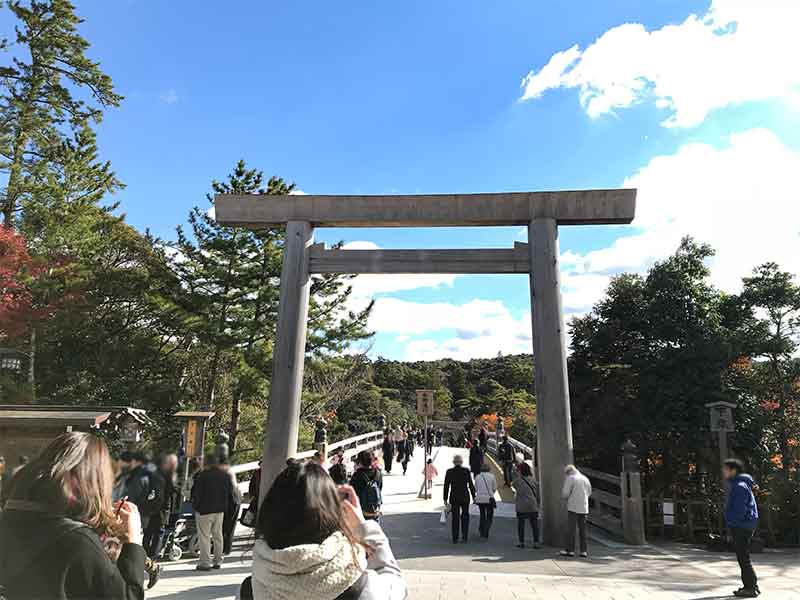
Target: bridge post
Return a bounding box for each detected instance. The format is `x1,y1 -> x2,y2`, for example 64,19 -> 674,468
258,220 -> 314,505
528,217 -> 574,547
621,439 -> 646,545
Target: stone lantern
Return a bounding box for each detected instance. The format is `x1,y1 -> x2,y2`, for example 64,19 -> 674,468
215,431 -> 230,462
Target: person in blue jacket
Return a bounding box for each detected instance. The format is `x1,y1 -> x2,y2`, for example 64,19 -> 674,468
723,458 -> 760,598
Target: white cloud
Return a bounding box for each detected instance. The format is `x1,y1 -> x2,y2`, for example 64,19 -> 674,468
340,241 -> 459,301
374,299 -> 532,361
562,128 -> 800,299
520,0 -> 800,127
160,89 -> 179,104
333,242 -> 531,360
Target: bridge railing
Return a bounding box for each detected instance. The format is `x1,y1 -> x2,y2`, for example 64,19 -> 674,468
486,432 -> 535,464
230,430 -> 385,496
581,467 -> 625,538
487,430 -> 645,545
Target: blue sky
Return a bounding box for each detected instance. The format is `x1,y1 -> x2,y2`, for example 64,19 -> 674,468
4,1 -> 798,360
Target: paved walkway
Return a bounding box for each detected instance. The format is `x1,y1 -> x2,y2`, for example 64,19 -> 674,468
148,446 -> 800,599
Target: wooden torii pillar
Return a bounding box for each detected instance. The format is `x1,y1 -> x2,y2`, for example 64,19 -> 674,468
215,189 -> 636,546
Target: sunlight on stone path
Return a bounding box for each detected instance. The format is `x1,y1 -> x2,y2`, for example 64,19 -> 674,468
146,446 -> 800,600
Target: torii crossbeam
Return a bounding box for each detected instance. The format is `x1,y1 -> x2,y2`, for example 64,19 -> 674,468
215,188 -> 636,546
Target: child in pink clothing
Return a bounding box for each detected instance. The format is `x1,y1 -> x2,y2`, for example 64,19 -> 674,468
423,458 -> 438,490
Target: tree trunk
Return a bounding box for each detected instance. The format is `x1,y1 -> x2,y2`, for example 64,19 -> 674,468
3,128 -> 28,228
28,326 -> 36,403
229,387 -> 241,456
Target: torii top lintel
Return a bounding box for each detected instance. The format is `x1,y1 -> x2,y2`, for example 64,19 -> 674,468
214,188 -> 636,228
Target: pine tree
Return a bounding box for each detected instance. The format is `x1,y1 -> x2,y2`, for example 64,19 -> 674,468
1,0 -> 121,227
170,161 -> 373,453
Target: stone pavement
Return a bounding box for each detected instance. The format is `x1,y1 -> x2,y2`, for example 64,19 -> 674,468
147,446 -> 800,599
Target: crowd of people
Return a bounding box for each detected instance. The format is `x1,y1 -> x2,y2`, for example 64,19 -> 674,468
0,426 -> 764,600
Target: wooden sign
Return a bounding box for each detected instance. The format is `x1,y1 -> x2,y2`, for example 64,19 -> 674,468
185,419 -> 199,457
416,389 -> 435,417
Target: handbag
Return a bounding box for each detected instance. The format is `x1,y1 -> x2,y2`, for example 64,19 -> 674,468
477,474 -> 497,509
240,503 -> 257,528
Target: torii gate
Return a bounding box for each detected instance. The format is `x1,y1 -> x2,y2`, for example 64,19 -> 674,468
215,189 -> 636,545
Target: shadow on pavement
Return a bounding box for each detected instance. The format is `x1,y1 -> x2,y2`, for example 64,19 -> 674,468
151,584 -> 240,600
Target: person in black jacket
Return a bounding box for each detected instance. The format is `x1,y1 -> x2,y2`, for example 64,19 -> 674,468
350,450 -> 384,521
191,454 -> 232,570
443,454 -> 475,543
497,436 -> 515,486
142,453 -> 178,559
381,431 -> 394,474
469,440 -> 484,476
0,432 -> 145,600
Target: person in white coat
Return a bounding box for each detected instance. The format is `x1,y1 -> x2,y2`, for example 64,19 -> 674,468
473,463 -> 497,538
251,460 -> 407,600
559,464 -> 592,558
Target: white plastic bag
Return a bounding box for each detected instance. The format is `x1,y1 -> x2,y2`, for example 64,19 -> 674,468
439,508 -> 447,524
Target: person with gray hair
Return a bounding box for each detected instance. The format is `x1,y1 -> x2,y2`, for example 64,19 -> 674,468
443,454 -> 475,543
559,464 -> 592,557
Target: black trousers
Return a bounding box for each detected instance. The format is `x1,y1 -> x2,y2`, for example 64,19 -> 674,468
223,503 -> 240,554
384,454 -> 393,473
478,503 -> 494,537
142,514 -> 163,559
450,502 -> 470,542
502,462 -> 513,485
731,528 -> 758,590
517,511 -> 539,545
566,511 -> 588,554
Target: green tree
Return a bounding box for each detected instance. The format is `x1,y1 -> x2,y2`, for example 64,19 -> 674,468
169,161 -> 372,454
568,238 -> 749,490
740,263 -> 800,476
1,0 -> 121,226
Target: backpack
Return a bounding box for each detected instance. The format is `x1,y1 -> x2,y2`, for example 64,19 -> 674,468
358,472 -> 382,513
137,470 -> 165,518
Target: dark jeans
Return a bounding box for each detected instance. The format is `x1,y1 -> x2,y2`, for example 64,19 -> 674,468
450,502 -> 470,542
384,455 -> 393,473
731,527 -> 758,590
502,462 -> 513,485
566,511 -> 588,554
223,503 -> 240,554
478,503 -> 494,537
517,512 -> 539,545
142,515 -> 163,559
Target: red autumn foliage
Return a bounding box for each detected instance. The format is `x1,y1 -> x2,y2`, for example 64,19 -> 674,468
475,413 -> 514,432
0,227 -> 41,338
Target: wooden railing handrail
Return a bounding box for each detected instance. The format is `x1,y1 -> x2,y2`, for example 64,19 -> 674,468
582,467 -> 622,486
230,429 -> 384,475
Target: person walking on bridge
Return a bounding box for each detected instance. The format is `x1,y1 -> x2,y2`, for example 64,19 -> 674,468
468,440 -> 484,476
351,451 -> 383,522
497,436 -> 514,486
443,455 -> 475,544
474,463 -> 497,539
381,432 -> 394,475
559,465 -> 592,558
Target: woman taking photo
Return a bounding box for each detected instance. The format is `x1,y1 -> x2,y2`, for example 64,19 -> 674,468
252,460 -> 407,600
0,432 -> 146,600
